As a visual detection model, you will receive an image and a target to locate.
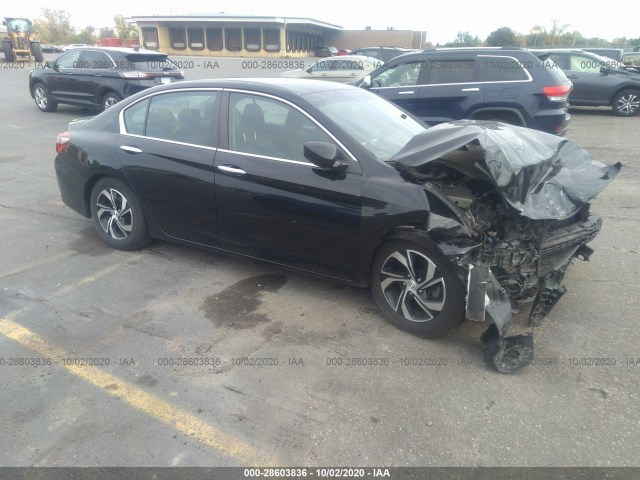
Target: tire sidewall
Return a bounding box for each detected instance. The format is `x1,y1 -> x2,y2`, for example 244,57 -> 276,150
613,89 -> 640,117
90,177 -> 150,251
33,83 -> 57,112
371,239 -> 466,338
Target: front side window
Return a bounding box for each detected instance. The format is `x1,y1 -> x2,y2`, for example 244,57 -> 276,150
371,61 -> 425,87
56,50 -> 82,69
229,93 -> 334,162
124,92 -> 218,147
569,54 -> 601,73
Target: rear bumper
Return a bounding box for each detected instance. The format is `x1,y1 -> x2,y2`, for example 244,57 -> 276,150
55,155 -> 90,218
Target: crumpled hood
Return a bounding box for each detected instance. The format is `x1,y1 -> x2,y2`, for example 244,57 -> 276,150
391,120 -> 621,220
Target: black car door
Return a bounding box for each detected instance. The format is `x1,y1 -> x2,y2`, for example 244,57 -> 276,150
564,53 -> 619,104
214,91 -> 364,280
47,50 -> 83,102
118,89 -> 221,245
368,59 -> 427,119
74,50 -> 116,107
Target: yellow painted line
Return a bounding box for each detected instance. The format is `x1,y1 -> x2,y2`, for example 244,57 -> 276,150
0,319 -> 275,465
0,251 -> 77,280
0,255 -> 278,465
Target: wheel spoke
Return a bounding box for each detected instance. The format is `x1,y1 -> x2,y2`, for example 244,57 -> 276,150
115,216 -> 132,233
382,251 -> 412,279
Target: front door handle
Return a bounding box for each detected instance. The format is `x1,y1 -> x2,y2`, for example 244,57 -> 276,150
398,90 -> 415,95
120,145 -> 143,154
461,88 -> 480,92
217,165 -> 246,175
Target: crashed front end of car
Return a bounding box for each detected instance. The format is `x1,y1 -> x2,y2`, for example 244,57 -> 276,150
392,120 -> 621,373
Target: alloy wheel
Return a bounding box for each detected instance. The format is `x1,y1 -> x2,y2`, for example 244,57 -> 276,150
379,249 -> 446,322
34,86 -> 47,110
96,188 -> 133,240
616,93 -> 639,115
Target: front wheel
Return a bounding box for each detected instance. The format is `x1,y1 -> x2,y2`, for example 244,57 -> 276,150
90,178 -> 151,251
3,41 -> 15,63
371,239 -> 465,338
33,83 -> 57,112
30,42 -> 44,62
102,92 -> 121,111
612,89 -> 640,117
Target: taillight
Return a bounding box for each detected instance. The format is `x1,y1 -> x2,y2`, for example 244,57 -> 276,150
56,131 -> 71,154
543,85 -> 572,102
119,71 -> 149,79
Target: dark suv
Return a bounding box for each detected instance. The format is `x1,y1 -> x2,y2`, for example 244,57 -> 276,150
355,47 -> 572,135
352,46 -> 417,62
29,47 -> 184,112
533,49 -> 640,117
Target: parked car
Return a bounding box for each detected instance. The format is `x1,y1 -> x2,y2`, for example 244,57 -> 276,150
582,47 -> 623,61
314,46 -> 338,57
280,55 -> 382,83
622,52 -> 640,69
40,44 -> 58,53
337,49 -> 352,56
352,46 -> 417,62
29,47 -> 184,112
61,43 -> 88,51
53,78 -> 620,372
533,49 -> 640,116
355,47 -> 573,135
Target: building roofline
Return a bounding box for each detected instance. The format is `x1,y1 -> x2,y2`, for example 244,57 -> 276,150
127,15 -> 342,30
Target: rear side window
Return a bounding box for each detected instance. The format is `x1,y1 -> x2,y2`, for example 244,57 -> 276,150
81,51 -> 114,69
123,54 -> 177,72
479,56 -> 529,82
123,92 -> 218,147
428,59 -> 477,84
123,98 -> 149,135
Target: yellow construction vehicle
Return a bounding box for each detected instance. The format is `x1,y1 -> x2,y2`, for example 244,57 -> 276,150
2,17 -> 44,62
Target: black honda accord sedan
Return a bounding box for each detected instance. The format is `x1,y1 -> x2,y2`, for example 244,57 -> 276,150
54,79 -> 620,372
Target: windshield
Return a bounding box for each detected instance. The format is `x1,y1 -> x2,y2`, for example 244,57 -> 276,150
304,88 -> 425,162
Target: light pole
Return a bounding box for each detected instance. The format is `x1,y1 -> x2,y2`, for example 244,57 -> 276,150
530,26 -> 541,47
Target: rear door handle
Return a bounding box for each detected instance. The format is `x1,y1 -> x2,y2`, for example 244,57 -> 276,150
217,165 -> 246,175
120,145 -> 143,154
398,90 -> 415,95
461,88 -> 480,92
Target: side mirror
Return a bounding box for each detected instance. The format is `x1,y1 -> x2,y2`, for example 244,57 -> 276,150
361,75 -> 372,88
600,65 -> 612,74
45,61 -> 53,68
304,141 -> 344,170
306,67 -> 313,73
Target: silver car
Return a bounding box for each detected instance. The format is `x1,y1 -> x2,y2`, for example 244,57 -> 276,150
280,55 -> 383,83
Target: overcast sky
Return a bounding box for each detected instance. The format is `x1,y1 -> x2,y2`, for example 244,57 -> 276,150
2,0 -> 636,44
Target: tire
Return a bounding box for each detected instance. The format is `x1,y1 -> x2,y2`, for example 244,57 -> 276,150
102,92 -> 121,111
3,41 -> 15,63
30,42 -> 44,62
371,239 -> 465,338
612,89 -> 640,117
89,178 -> 151,251
32,83 -> 57,112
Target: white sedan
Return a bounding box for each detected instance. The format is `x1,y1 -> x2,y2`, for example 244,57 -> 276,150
280,55 -> 382,83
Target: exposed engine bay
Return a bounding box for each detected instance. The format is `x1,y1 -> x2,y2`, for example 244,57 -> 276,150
391,120 -> 621,372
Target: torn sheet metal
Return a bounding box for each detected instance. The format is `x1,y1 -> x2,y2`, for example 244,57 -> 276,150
466,265 -> 513,335
391,120 -> 621,220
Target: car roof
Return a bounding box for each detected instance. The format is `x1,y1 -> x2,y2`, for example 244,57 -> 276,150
154,78 -> 358,96
69,46 -> 164,55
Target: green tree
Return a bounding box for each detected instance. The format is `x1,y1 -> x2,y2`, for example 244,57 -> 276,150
114,14 -> 138,40
100,27 -> 116,38
486,27 -> 517,46
71,26 -> 97,44
443,31 -> 482,47
32,8 -> 74,44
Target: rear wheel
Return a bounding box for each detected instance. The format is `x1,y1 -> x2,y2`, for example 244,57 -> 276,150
612,89 -> 640,117
30,42 -> 44,62
90,178 -> 151,251
3,41 -> 15,63
371,239 -> 465,338
33,83 -> 57,112
102,92 -> 121,111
